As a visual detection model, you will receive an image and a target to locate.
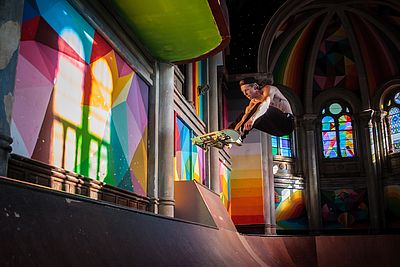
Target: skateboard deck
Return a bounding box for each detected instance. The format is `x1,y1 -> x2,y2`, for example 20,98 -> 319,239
192,129 -> 242,151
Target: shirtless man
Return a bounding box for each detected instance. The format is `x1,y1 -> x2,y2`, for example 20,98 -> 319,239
229,76 -> 294,139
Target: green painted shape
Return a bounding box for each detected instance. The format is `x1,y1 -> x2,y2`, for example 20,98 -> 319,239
110,0 -> 222,62
273,30 -> 302,84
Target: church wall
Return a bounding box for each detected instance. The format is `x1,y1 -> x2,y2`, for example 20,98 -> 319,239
10,0 -> 151,196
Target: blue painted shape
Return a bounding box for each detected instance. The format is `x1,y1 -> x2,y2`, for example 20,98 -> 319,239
118,169 -> 134,192
35,0 -> 94,63
110,104 -> 132,190
23,0 -> 41,22
111,103 -> 129,162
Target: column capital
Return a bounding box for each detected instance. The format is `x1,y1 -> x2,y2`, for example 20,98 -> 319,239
300,114 -> 319,131
358,109 -> 374,128
373,110 -> 387,123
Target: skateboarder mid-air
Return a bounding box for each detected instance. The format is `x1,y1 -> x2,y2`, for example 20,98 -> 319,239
229,74 -> 294,140
192,74 -> 294,151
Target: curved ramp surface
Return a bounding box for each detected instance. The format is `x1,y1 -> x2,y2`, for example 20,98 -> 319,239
0,177 -> 260,266
2,177 -> 400,267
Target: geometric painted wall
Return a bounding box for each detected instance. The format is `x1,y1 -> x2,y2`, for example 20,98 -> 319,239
12,0 -> 149,196
219,160 -> 231,211
384,185 -> 400,228
275,188 -> 308,230
191,61 -> 206,121
313,15 -> 359,96
230,138 -> 265,225
321,189 -> 369,229
174,116 -> 205,184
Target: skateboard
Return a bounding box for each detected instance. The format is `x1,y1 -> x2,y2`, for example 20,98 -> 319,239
192,129 -> 242,151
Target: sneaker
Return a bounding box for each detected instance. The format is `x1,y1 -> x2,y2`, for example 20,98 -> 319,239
235,137 -> 243,146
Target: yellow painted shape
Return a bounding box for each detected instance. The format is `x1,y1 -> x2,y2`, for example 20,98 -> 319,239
130,127 -> 148,193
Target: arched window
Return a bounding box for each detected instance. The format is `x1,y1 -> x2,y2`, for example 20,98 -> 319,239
321,102 -> 355,158
385,91 -> 400,153
272,135 -> 293,157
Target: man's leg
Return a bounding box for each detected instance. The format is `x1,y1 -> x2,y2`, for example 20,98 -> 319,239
252,97 -> 271,122
252,106 -> 294,136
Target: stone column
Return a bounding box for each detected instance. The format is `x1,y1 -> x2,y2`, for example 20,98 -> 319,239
208,55 -> 220,193
261,132 -> 276,234
147,63 -> 160,213
374,111 -> 388,168
373,110 -> 387,228
302,114 -> 322,233
358,110 -> 382,231
185,63 -> 194,106
158,63 -> 175,217
0,0 -> 24,176
293,116 -> 304,176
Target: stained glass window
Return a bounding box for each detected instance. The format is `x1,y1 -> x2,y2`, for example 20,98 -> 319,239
271,135 -> 293,157
321,102 -> 355,158
174,116 -> 205,184
386,92 -> 400,153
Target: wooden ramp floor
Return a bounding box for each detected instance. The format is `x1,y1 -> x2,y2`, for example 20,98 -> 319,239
1,177 -> 399,267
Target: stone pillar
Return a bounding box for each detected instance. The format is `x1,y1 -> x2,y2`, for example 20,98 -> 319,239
302,114 -> 322,233
293,116 -> 304,176
373,110 -> 387,228
158,63 -> 175,217
0,0 -> 24,176
147,63 -> 160,213
374,111 -> 388,168
261,132 -> 276,234
185,63 -> 194,106
208,55 -> 220,193
358,109 -> 382,231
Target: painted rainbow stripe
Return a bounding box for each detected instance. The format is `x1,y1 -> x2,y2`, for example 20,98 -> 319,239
230,144 -> 264,225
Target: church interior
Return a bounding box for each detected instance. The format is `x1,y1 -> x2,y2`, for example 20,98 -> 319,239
1,0 -> 400,266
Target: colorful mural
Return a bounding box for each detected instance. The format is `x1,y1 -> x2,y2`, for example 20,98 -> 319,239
275,188 -> 308,230
12,0 -> 149,195
192,60 -> 206,121
174,116 -> 205,184
219,161 -> 231,211
321,189 -> 369,229
273,17 -> 321,96
230,142 -> 264,225
384,185 -> 400,228
313,14 -> 359,95
349,14 -> 398,97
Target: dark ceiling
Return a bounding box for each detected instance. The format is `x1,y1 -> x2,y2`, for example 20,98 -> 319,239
225,0 -> 287,75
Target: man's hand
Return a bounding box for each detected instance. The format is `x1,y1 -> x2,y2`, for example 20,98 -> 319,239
244,117 -> 254,131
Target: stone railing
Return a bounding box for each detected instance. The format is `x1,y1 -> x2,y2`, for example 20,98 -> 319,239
7,154 -> 149,211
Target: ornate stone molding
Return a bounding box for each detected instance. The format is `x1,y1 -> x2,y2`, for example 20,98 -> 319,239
300,114 -> 319,131
358,109 -> 374,128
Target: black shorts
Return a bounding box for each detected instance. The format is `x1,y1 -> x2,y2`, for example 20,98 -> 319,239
252,106 -> 294,137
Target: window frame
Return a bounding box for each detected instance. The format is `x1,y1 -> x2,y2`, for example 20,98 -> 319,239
384,90 -> 400,154
271,134 -> 294,158
319,100 -> 357,159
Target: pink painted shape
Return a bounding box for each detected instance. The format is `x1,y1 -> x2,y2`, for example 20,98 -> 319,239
20,41 -> 54,83
115,52 -> 133,77
130,171 -> 145,196
126,104 -> 143,162
334,76 -> 345,86
320,41 -> 327,54
13,55 -> 54,156
314,75 -> 327,89
20,41 -> 64,84
126,75 -> 147,133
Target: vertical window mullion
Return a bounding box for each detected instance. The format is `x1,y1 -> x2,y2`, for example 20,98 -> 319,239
336,116 -> 341,158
